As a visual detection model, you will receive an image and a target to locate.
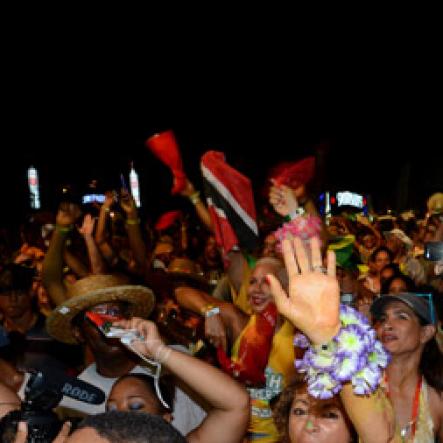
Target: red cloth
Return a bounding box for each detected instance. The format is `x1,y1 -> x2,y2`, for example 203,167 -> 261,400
270,156 -> 316,189
146,130 -> 187,195
217,303 -> 278,386
155,210 -> 182,231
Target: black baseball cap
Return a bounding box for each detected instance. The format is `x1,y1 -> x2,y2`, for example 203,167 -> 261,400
371,293 -> 437,326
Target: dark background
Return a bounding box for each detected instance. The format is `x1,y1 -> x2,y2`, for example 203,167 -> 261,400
2,37 -> 442,228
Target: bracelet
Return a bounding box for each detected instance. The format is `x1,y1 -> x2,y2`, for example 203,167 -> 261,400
289,207 -> 305,220
125,218 -> 140,226
55,224 -> 73,234
201,304 -> 220,318
188,191 -> 201,205
154,344 -> 172,364
102,207 -> 111,213
284,207 -> 305,221
293,304 -> 390,399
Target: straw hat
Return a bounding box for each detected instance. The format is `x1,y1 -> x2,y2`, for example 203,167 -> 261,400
46,274 -> 155,344
385,228 -> 413,250
167,258 -> 209,291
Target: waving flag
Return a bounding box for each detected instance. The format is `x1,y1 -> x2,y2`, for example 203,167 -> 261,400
201,151 -> 258,257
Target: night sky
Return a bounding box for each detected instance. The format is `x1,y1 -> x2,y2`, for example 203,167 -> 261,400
2,64 -> 442,230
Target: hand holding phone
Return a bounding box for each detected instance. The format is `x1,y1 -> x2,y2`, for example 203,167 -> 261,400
120,173 -> 128,192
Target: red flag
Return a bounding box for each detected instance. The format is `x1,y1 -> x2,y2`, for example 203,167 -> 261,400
146,130 -> 187,195
155,210 -> 183,231
217,303 -> 278,386
270,156 -> 316,188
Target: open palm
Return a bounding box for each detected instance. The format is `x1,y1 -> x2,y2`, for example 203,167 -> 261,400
268,237 -> 340,345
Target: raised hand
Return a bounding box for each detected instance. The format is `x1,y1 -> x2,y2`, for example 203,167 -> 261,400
99,191 -> 115,213
119,188 -> 137,218
56,202 -> 81,227
78,214 -> 96,236
269,181 -> 299,218
179,179 -> 197,198
267,236 -> 340,345
113,318 -> 170,363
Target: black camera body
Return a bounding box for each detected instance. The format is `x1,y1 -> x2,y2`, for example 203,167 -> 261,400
0,371 -> 63,442
0,369 -> 104,442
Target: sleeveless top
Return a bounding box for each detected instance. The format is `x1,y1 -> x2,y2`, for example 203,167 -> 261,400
382,376 -> 434,442
412,378 -> 434,443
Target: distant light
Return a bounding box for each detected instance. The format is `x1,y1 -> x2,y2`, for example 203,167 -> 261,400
62,187 -> 68,193
130,164 -> 141,207
336,191 -> 363,208
330,196 -> 336,205
27,166 -> 41,209
82,194 -> 106,204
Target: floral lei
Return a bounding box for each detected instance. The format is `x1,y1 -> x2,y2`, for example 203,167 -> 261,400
294,304 -> 390,399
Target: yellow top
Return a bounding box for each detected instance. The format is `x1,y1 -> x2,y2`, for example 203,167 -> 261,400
230,264 -> 253,315
232,318 -> 295,442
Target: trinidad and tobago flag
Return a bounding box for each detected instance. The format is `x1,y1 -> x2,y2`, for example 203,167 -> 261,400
201,151 -> 258,258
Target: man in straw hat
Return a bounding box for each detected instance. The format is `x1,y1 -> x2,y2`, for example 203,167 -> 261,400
39,202 -> 206,435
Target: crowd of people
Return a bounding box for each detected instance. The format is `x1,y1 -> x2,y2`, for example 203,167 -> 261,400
0,148 -> 442,442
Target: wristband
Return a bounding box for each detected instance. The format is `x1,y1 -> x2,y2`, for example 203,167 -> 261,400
284,207 -> 305,222
289,207 -> 305,220
55,224 -> 73,234
125,218 -> 140,226
201,304 -> 220,318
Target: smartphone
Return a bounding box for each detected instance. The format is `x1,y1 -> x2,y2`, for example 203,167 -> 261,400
120,173 -> 128,192
424,242 -> 443,262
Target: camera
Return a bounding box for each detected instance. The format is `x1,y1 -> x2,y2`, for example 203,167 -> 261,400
0,369 -> 105,442
0,371 -> 63,442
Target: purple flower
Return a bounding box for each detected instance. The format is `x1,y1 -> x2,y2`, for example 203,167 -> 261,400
293,333 -> 310,349
296,304 -> 390,400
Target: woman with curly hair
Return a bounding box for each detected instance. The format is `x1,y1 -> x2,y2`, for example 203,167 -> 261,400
273,375 -> 358,443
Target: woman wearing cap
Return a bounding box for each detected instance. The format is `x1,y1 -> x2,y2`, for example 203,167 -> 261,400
371,293 -> 443,441
108,318 -> 250,443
